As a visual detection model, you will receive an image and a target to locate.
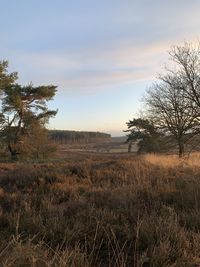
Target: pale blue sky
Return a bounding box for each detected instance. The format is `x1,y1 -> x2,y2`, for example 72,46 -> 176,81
1,0 -> 200,136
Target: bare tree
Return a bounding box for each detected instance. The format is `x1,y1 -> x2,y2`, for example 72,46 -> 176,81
146,79 -> 200,157
144,42 -> 200,157
168,43 -> 200,107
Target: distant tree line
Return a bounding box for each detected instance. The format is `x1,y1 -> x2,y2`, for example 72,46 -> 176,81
50,130 -> 111,144
126,42 -> 200,157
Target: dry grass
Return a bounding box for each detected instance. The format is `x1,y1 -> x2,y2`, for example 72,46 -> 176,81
1,152 -> 200,266
143,152 -> 200,168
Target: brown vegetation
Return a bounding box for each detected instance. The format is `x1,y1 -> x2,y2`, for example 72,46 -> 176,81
0,153 -> 200,266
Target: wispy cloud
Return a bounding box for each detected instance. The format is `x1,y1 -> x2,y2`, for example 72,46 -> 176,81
11,38 -> 198,94
1,0 -> 200,96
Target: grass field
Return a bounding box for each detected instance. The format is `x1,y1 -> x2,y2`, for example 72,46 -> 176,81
1,152 -> 200,266
56,137 -> 139,157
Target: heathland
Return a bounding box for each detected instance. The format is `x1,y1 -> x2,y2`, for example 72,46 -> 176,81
1,151 -> 200,266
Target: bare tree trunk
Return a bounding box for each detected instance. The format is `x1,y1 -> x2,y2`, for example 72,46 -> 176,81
178,140 -> 184,158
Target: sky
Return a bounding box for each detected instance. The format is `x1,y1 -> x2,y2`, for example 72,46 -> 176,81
0,0 -> 200,136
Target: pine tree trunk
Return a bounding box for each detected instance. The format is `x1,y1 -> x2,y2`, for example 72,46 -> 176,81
128,143 -> 132,153
8,144 -> 18,161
